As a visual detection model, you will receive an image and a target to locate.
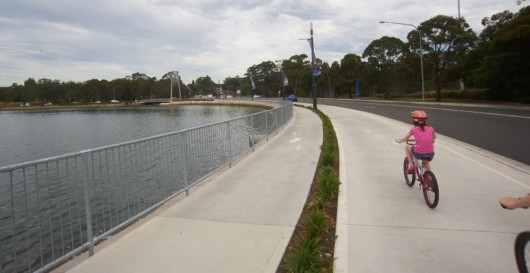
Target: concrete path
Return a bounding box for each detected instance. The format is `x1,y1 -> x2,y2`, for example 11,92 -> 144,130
318,104 -> 530,273
55,106 -> 323,273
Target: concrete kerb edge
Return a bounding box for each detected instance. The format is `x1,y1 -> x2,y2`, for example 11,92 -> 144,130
333,117 -> 350,273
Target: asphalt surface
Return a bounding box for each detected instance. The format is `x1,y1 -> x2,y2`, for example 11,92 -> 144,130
54,103 -> 530,273
307,98 -> 530,165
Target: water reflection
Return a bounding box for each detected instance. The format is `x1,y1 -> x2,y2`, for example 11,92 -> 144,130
0,105 -> 263,167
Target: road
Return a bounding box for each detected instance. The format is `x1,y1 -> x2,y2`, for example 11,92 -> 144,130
298,98 -> 530,166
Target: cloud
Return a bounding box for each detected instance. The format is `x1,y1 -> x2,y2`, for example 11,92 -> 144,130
0,0 -> 526,86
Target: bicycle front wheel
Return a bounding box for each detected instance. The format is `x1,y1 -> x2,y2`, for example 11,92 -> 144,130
403,157 -> 415,187
515,231 -> 530,273
422,171 -> 439,208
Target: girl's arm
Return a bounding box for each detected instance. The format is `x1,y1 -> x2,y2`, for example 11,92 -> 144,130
396,132 -> 412,143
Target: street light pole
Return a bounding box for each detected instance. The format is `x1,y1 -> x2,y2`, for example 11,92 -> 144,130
309,23 -> 317,109
380,21 -> 425,102
458,0 -> 460,19
278,60 -> 287,100
300,22 -> 318,108
170,73 -> 173,103
176,71 -> 182,100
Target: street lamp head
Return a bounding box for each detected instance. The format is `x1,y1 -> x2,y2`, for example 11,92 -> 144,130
379,21 -> 386,24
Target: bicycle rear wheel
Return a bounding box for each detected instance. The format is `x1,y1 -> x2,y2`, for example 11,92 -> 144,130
422,171 -> 439,208
403,157 -> 415,187
515,231 -> 530,273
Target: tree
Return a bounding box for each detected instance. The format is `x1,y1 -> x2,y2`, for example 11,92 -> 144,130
22,78 -> 37,102
362,36 -> 406,99
411,15 -> 478,101
109,78 -> 131,102
36,78 -> 64,103
338,53 -> 363,99
246,61 -> 279,97
328,61 -> 341,98
128,72 -> 153,100
462,10 -> 515,90
194,75 -> 217,95
480,10 -> 516,42
223,77 -> 241,95
0,83 -> 22,102
316,62 -> 331,98
472,6 -> 530,102
283,55 -> 311,97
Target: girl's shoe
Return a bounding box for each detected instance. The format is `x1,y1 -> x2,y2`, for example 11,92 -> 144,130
406,166 -> 415,174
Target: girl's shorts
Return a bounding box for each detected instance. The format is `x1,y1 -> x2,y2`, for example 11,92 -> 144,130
411,148 -> 435,161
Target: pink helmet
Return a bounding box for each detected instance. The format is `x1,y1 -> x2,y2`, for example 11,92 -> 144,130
411,110 -> 428,123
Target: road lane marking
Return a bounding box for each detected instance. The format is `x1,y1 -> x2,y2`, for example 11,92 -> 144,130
355,101 -> 530,119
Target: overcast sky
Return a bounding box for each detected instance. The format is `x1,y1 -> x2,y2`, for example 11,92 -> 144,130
0,0 -> 526,87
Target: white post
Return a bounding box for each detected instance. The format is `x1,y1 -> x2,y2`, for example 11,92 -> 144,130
170,73 -> 173,103
177,71 -> 182,100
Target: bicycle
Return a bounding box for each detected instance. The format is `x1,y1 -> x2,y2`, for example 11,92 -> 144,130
401,139 -> 439,208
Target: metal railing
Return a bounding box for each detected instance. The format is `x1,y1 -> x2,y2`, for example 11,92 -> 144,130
0,101 -> 293,273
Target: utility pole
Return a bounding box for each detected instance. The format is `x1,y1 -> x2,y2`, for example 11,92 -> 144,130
309,23 -> 317,109
170,73 -> 173,103
301,23 -> 318,109
458,0 -> 460,19
176,71 -> 182,100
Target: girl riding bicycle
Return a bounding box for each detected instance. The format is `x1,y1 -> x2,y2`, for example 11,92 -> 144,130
396,110 -> 436,174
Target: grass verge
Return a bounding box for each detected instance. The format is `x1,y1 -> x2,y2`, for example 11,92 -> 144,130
277,105 -> 340,273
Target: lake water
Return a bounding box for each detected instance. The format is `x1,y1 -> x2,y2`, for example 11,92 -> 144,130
0,104 -> 264,167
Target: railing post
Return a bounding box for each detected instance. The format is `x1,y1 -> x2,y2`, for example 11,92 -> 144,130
265,112 -> 269,141
82,152 -> 94,256
227,121 -> 233,168
250,115 -> 255,152
183,132 -> 190,196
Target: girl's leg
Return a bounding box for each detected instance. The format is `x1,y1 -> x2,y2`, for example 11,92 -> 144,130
405,145 -> 413,165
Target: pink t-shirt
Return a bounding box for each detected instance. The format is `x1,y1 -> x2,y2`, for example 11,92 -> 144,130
409,126 -> 435,154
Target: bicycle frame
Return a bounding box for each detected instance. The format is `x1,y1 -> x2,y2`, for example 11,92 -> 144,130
412,156 -> 427,184
407,139 -> 430,183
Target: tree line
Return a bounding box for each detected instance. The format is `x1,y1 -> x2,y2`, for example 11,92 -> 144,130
1,7 -> 528,104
